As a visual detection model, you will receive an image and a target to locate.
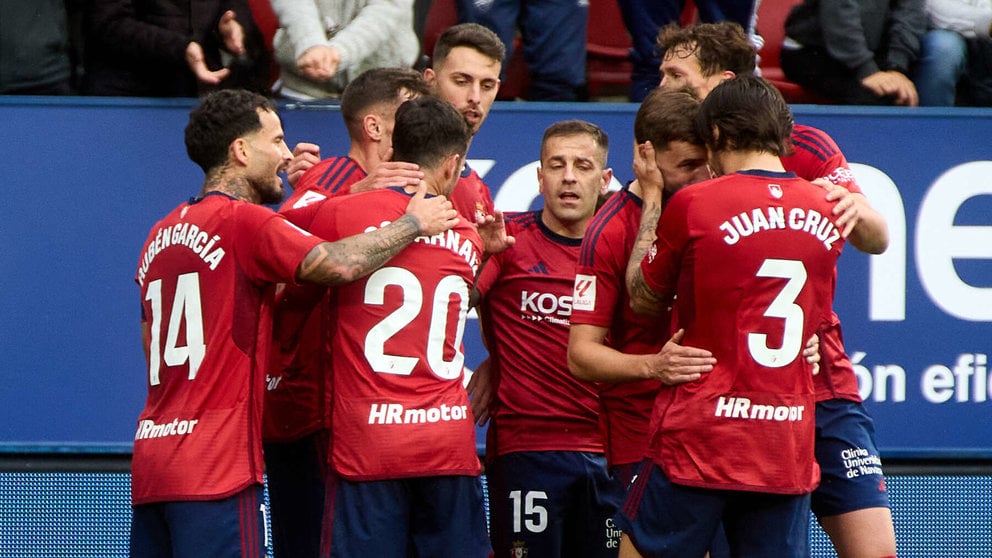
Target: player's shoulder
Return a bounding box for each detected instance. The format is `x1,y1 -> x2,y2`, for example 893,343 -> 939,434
501,209 -> 540,233
295,155 -> 364,193
583,189 -> 637,240
789,124 -> 842,159
196,192 -> 275,224
459,163 -> 485,183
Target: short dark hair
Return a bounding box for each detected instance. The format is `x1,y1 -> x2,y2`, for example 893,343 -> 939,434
656,21 -> 756,77
184,89 -> 275,173
541,119 -> 609,167
340,67 -> 431,139
433,23 -> 506,67
634,86 -> 703,148
391,96 -> 471,169
695,74 -> 793,156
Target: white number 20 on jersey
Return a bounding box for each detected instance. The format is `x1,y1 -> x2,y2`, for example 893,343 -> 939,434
364,267 -> 468,380
144,272 -> 206,385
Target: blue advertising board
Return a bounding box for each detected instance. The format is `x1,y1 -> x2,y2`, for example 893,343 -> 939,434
0,97 -> 989,457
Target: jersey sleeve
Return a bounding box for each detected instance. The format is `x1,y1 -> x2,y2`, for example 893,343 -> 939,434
235,205 -> 323,286
786,125 -> 862,193
640,194 -> 690,300
475,250 -> 502,299
572,227 -> 625,328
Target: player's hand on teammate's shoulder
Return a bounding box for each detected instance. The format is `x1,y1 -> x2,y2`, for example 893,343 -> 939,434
352,156 -> 424,193
286,142 -> 321,188
405,180 -> 459,236
815,177 -> 864,239
477,210 -> 515,255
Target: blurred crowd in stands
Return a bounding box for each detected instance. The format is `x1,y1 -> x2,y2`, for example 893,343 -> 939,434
2,0 -> 991,106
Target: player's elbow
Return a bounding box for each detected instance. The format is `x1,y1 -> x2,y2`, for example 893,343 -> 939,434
850,222 -> 889,255
567,352 -> 594,382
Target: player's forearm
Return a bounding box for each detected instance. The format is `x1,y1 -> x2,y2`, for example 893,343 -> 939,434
627,269 -> 665,317
625,198 -> 663,314
297,214 -> 421,285
567,339 -> 654,383
847,206 -> 889,255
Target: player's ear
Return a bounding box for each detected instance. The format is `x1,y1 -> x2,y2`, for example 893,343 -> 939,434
600,168 -> 613,196
230,137 -> 249,166
444,152 -> 462,180
364,114 -> 382,142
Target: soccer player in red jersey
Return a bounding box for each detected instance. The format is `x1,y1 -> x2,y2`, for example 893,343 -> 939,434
567,87 -> 716,489
280,97 -> 492,557
286,24 -> 506,223
472,120 -> 621,557
423,23 -> 505,222
280,67 -> 430,210
656,22 -> 895,558
619,74 -> 845,557
263,67 -> 431,558
130,89 -> 459,558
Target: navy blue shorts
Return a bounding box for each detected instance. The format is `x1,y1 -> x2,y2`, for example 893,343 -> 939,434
615,461 -> 810,558
322,475 -> 490,558
487,451 -> 626,557
610,460 -> 730,558
130,484 -> 267,558
812,398 -> 892,517
264,430 -> 328,558
609,461 -> 642,492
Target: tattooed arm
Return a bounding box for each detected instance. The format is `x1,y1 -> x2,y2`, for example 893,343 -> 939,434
296,181 -> 459,285
626,142 -> 667,317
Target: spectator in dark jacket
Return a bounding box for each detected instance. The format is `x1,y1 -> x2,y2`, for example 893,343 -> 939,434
83,0 -> 271,97
0,1 -> 74,95
781,0 -> 927,105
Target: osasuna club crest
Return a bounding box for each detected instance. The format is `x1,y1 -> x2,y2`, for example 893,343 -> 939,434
768,183 -> 783,199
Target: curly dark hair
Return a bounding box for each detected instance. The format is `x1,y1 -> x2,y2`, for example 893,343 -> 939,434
184,89 -> 275,173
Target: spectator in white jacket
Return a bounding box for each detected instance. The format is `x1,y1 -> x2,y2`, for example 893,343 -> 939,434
270,0 -> 419,99
914,0 -> 992,105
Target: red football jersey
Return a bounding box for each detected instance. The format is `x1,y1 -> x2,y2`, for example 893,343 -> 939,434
294,187 -> 484,481
281,156 -> 367,211
264,156 -> 368,443
132,193 -> 321,504
450,164 -> 495,223
571,188 -> 666,467
784,125 -> 863,402
477,211 -> 604,457
640,171 -> 844,494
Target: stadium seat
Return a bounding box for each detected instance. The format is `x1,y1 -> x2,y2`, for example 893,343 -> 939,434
585,0 -> 634,97
586,0 -> 699,98
755,0 -> 830,104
